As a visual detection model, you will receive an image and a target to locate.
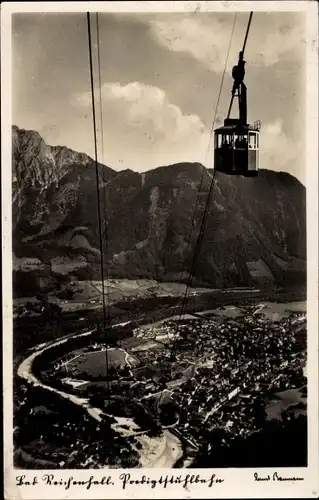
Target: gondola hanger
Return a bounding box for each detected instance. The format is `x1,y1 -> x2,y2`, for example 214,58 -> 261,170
214,12 -> 260,177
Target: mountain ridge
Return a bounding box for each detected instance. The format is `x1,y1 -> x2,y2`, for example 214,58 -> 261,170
12,125 -> 306,296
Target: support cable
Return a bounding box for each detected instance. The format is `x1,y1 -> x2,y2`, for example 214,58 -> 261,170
87,12 -> 110,398
177,11 -> 254,334
95,13 -> 112,331
177,13 -> 237,323
176,13 -> 237,297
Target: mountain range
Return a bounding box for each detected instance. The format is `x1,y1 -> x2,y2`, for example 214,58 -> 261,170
12,125 -> 306,296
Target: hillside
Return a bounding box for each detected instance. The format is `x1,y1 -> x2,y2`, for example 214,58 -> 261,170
12,126 -> 306,296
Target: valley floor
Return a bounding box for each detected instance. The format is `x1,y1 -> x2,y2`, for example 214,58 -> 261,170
13,292 -> 307,469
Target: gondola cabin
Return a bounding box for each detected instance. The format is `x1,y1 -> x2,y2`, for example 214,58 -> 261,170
214,118 -> 260,177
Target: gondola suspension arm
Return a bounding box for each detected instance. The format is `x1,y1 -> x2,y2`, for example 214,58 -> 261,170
227,11 -> 253,121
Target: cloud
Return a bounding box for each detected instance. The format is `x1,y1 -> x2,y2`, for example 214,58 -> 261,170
150,16 -> 236,74
72,83 -> 303,180
260,119 -> 302,177
72,81 -> 211,171
149,14 -> 305,73
250,23 -> 305,67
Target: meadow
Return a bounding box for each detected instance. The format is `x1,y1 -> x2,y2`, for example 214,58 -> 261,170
65,348 -> 139,378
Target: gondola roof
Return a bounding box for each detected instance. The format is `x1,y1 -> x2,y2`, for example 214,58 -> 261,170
215,121 -> 260,133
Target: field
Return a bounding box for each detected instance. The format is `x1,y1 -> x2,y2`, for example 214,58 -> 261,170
211,305 -> 245,319
265,387 -> 307,421
14,278 -> 215,315
90,279 -> 213,299
257,301 -> 306,321
131,340 -> 165,352
65,349 -> 139,378
51,256 -> 88,274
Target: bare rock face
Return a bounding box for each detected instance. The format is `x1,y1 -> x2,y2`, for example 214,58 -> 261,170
12,126 -> 115,251
12,125 -> 306,295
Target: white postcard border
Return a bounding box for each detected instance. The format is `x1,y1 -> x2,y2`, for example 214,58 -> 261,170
2,1 -> 318,499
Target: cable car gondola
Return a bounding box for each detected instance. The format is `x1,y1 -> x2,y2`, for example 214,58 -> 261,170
214,14 -> 260,177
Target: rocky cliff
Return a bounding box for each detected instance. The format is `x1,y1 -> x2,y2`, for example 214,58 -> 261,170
12,126 -> 306,295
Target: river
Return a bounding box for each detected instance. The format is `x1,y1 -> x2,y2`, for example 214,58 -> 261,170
17,321 -> 183,468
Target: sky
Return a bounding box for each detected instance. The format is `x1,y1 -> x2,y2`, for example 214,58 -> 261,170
12,10 -> 306,182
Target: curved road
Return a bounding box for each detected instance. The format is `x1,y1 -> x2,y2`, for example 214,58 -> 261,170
17,324 -> 182,468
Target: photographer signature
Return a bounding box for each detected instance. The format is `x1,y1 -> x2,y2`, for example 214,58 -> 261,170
254,472 -> 304,482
